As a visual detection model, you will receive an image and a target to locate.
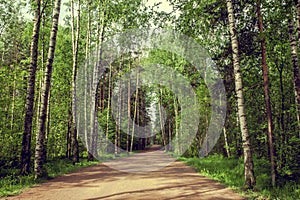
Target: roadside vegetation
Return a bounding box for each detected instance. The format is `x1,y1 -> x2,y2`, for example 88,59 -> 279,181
179,155 -> 300,200
0,158 -> 99,197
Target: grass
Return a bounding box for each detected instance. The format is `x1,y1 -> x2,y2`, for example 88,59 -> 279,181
0,158 -> 99,197
178,154 -> 300,200
46,158 -> 100,178
0,151 -> 139,198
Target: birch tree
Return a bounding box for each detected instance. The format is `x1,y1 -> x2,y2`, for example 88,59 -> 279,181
84,0 -> 91,159
20,0 -> 41,176
34,0 -> 61,179
257,0 -> 276,186
89,1 -> 106,160
126,61 -> 131,153
226,0 -> 256,189
71,0 -> 80,163
130,71 -> 139,152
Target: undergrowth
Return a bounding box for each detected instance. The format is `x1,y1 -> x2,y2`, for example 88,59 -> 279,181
179,154 -> 300,200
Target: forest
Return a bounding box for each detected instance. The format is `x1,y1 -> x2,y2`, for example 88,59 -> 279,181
0,0 -> 300,199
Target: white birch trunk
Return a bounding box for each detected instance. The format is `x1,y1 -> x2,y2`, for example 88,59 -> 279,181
226,0 -> 256,189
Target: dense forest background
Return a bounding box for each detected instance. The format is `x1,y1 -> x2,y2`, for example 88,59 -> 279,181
0,0 -> 300,199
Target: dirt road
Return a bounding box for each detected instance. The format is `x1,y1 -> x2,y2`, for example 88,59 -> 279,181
4,146 -> 245,199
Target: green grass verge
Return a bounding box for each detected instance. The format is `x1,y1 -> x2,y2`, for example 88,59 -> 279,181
0,158 -> 99,197
0,151 -> 138,198
178,154 -> 300,200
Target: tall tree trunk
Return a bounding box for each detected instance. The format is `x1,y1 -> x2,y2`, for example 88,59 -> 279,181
37,4 -> 47,151
226,0 -> 256,189
67,108 -> 72,158
88,7 -> 99,162
43,89 -> 51,160
130,71 -> 139,152
84,0 -> 91,158
20,0 -> 41,176
106,65 -> 112,152
118,87 -> 122,153
11,42 -> 19,132
126,62 -> 131,153
139,90 -> 145,150
235,114 -> 242,157
34,0 -> 61,179
168,118 -> 172,151
277,62 -> 285,169
90,2 -> 106,160
158,89 -> 166,148
117,56 -> 124,154
257,0 -> 276,187
173,96 -> 179,154
205,110 -> 209,154
71,0 -> 80,164
36,8 -> 46,144
137,89 -> 140,150
288,16 -> 300,136
10,74 -> 16,131
114,104 -> 118,155
115,85 -> 121,156
223,127 -> 230,158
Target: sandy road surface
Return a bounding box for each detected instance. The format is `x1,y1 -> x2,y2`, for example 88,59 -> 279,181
3,146 -> 245,200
